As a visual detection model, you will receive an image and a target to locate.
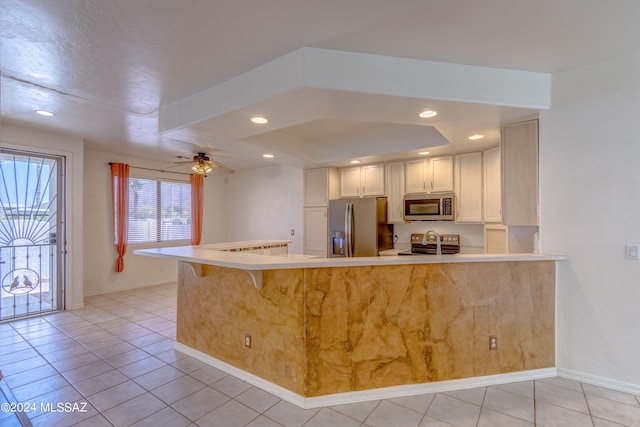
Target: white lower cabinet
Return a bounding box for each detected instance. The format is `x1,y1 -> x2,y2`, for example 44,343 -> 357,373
303,207 -> 328,257
454,152 -> 483,223
484,224 -> 538,254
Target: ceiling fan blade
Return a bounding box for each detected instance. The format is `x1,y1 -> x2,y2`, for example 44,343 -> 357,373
208,161 -> 235,174
173,160 -> 194,164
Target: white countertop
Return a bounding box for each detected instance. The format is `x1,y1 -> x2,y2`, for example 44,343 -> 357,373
134,242 -> 565,271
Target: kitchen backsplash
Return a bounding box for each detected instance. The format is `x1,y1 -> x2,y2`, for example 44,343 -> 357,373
393,222 -> 485,254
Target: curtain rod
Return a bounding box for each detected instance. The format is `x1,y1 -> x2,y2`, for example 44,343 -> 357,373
108,162 -> 192,176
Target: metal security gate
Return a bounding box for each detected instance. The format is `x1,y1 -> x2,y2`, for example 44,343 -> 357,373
0,149 -> 64,321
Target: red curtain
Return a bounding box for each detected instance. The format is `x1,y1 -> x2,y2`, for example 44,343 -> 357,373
190,173 -> 204,245
111,163 -> 129,272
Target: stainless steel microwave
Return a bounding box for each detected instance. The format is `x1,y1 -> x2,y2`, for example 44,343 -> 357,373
403,192 -> 455,221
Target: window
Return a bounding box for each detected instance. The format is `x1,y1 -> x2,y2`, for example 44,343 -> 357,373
126,178 -> 191,244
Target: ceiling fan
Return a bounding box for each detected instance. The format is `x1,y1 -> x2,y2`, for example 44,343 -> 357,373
174,152 -> 235,175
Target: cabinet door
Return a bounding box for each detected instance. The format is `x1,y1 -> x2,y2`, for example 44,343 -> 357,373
501,120 -> 538,226
455,152 -> 483,223
386,162 -> 405,223
483,147 -> 502,223
340,167 -> 361,198
304,168 -> 328,206
304,207 -> 327,257
361,164 -> 385,196
484,225 -> 508,254
430,156 -> 454,192
405,159 -> 426,193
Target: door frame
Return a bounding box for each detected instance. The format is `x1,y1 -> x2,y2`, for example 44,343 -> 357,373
1,131 -> 83,311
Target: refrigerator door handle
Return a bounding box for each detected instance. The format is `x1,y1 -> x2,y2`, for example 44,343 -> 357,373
345,203 -> 354,257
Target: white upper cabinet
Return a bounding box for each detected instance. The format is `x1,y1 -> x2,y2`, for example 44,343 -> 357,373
454,152 -> 483,223
361,164 -> 385,196
405,159 -> 427,193
340,167 -> 361,198
339,164 -> 385,198
386,161 -> 405,224
431,156 -> 454,192
501,120 -> 539,226
304,168 -> 339,206
483,147 -> 502,223
405,156 -> 453,194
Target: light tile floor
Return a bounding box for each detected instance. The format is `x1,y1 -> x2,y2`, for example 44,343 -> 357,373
0,283 -> 639,426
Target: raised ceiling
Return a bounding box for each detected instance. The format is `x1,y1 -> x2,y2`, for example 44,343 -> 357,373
2,0 -> 640,172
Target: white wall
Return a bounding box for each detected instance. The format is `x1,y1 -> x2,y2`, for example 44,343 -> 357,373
226,164 -> 303,253
83,150 -> 230,296
540,54 -> 640,389
0,124 -> 85,309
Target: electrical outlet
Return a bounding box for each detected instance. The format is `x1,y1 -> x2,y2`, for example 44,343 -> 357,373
489,335 -> 498,350
245,333 -> 251,348
626,244 -> 639,260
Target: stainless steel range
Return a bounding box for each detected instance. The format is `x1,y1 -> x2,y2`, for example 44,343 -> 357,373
399,233 -> 460,255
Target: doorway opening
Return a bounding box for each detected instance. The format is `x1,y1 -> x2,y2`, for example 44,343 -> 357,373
0,149 -> 65,321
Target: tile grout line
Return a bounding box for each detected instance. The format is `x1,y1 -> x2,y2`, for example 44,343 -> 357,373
533,380 -> 537,427
6,284 -> 640,427
6,298 -> 180,425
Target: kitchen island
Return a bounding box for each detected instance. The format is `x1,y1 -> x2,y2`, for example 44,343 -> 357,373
135,242 -> 564,408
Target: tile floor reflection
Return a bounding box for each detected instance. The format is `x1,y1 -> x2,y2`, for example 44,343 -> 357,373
0,283 -> 639,426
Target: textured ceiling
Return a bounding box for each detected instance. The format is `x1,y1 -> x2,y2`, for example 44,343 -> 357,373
2,0 -> 640,171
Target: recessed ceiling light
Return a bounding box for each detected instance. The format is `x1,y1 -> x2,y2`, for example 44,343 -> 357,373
262,153 -> 274,158
419,110 -> 437,118
251,116 -> 268,124
469,134 -> 484,140
349,160 -> 361,164
418,151 -> 430,155
35,110 -> 55,117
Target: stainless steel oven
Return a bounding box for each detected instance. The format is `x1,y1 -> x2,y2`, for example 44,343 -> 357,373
403,192 -> 455,221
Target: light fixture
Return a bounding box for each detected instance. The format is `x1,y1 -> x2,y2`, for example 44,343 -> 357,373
469,134 -> 484,140
262,153 -> 274,159
192,162 -> 212,174
251,116 -> 268,124
418,151 -> 430,155
35,110 -> 55,117
419,110 -> 437,118
349,160 -> 361,164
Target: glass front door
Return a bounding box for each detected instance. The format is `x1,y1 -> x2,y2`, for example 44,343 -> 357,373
0,149 -> 64,321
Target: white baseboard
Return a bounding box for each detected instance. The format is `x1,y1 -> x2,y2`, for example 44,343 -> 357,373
82,280 -> 176,297
558,368 -> 640,395
175,342 -> 557,409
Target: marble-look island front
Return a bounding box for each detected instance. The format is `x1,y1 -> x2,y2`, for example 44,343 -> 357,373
135,241 -> 563,407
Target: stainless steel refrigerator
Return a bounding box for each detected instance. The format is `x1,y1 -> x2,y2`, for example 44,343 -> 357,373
328,197 -> 393,257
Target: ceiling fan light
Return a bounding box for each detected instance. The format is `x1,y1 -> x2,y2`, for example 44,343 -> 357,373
192,163 -> 212,174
